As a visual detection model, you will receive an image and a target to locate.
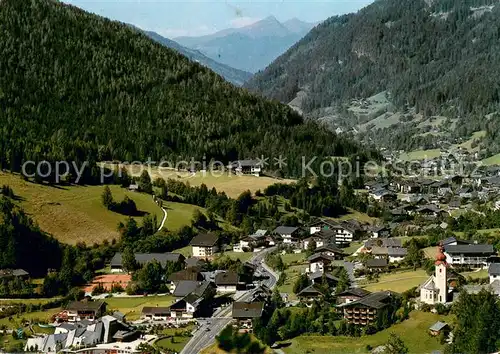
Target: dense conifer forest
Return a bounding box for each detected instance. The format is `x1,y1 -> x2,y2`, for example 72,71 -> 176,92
0,0 -> 373,180
245,0 -> 500,152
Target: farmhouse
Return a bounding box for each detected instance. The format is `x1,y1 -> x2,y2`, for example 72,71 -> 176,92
215,271 -> 240,293
336,288 -> 371,305
0,268 -> 29,280
110,252 -> 184,273
429,321 -> 449,336
273,226 -> 300,244
55,301 -> 106,323
369,225 -> 390,239
308,271 -> 339,287
190,233 -> 219,258
297,284 -> 328,304
229,160 -> 262,176
307,253 -> 336,273
141,307 -> 171,321
231,302 -> 264,332
444,244 -> 495,267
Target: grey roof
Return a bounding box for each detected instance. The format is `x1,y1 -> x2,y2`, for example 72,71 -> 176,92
190,233 -> 218,247
429,321 -> 447,332
489,263 -> 500,276
339,291 -> 398,309
142,306 -> 170,315
297,284 -> 327,297
168,268 -> 204,282
445,244 -> 495,255
250,229 -> 268,237
215,271 -> 239,285
366,258 -> 388,268
337,288 -> 371,298
67,301 -> 105,312
185,257 -> 206,268
232,302 -> 264,319
308,271 -> 340,282
388,247 -> 408,257
0,269 -> 29,278
173,280 -> 205,297
307,253 -> 336,262
110,252 -> 184,267
314,244 -> 345,254
273,226 -> 299,235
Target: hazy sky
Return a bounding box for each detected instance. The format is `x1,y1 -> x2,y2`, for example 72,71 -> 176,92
64,0 -> 374,38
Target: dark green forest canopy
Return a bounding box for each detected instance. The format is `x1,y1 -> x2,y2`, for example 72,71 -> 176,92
0,0 -> 371,178
245,0 -> 500,120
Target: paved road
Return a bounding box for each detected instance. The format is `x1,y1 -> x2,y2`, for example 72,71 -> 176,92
153,196 -> 168,232
180,247 -> 277,354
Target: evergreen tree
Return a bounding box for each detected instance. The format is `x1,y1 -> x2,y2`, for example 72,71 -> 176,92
101,186 -> 114,210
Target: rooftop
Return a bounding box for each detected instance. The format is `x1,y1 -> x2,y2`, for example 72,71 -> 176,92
215,271 -> 239,285
273,226 -> 299,235
110,252 -> 184,267
190,233 -> 219,247
444,244 -> 495,255
232,302 -> 264,319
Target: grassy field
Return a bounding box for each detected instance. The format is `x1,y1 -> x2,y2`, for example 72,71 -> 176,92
456,130 -> 486,151
106,164 -> 294,198
0,308 -> 62,329
282,311 -> 452,354
216,251 -> 254,263
164,201 -> 204,231
0,172 -> 163,245
399,149 -> 441,161
278,264 -> 308,300
328,208 -> 377,224
362,270 -> 429,293
105,295 -> 175,321
0,298 -> 60,306
281,253 -> 307,266
155,325 -> 194,353
343,241 -> 364,255
461,269 -> 488,279
482,153 -> 500,166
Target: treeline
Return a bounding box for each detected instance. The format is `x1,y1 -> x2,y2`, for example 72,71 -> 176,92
0,0 -> 372,181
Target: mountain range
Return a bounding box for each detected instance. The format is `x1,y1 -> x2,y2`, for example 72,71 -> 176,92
0,0 -> 368,178
141,30 -> 252,86
245,0 -> 500,155
175,16 -> 318,73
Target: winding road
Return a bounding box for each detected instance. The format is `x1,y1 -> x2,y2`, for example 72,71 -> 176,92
152,195 -> 168,232
180,247 -> 278,354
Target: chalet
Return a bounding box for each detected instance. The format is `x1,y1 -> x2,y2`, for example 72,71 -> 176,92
488,263 -> 500,284
365,258 -> 388,271
128,183 -> 139,192
338,291 -> 399,326
444,244 -> 496,267
302,235 -> 327,250
0,269 -> 29,280
416,205 -> 447,217
308,271 -> 339,287
297,284 -> 327,304
232,302 -> 264,332
215,271 -> 240,293
110,252 -> 184,273
190,233 -> 219,258
229,160 -> 262,176
369,246 -> 407,263
233,229 -> 269,252
369,189 -> 397,202
273,226 -> 300,244
167,268 -> 204,292
185,257 -> 206,269
429,321 -> 449,336
307,253 -> 336,273
170,282 -> 215,319
441,237 -> 472,247
397,180 -> 421,194
308,219 -> 338,235
365,181 -> 388,192
141,307 -> 171,321
313,244 -> 345,259
336,288 -> 371,305
56,301 -> 106,323
251,285 -> 273,302
369,225 -> 390,239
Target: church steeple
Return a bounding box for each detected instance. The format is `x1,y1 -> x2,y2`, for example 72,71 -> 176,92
434,242 -> 448,303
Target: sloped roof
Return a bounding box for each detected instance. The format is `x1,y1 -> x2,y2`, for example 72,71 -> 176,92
297,284 -> 327,297
366,258 -> 388,268
489,263 -> 500,276
142,307 -> 170,315
190,233 -> 218,247
445,244 -> 495,255
338,291 -> 398,309
232,302 -> 264,319
215,271 -> 239,285
337,288 -> 371,298
429,321 -> 448,332
273,226 -> 299,235
66,301 -> 105,312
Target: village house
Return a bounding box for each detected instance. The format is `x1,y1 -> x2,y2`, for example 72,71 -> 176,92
140,307 -> 171,321
338,291 -> 399,326
167,268 -> 205,293
110,252 -> 184,273
369,225 -> 391,239
429,321 -> 449,336
312,244 -> 345,259
229,160 -> 262,176
308,271 -> 339,287
297,284 -> 328,304
55,301 -> 106,323
231,301 -> 264,332
369,189 -> 397,202
307,219 -> 338,235
170,281 -> 215,319
215,271 -> 240,293
233,229 -> 269,252
488,263 -> 500,284
365,258 -> 389,271
336,288 -> 372,305
444,244 -> 496,267
273,226 -> 300,244
190,233 -> 219,258
306,253 -> 336,273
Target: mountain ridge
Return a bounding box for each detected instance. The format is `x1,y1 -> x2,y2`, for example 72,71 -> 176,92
175,16 -> 317,73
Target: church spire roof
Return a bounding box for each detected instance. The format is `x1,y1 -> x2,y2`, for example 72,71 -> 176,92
435,242 -> 446,266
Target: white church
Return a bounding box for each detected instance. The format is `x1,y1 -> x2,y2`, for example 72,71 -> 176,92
420,245 -> 449,304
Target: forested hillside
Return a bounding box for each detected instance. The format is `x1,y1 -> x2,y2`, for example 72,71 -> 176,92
245,0 -> 500,154
0,0 -> 370,179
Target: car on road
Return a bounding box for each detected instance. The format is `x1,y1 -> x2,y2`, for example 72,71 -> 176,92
205,327 -> 211,332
